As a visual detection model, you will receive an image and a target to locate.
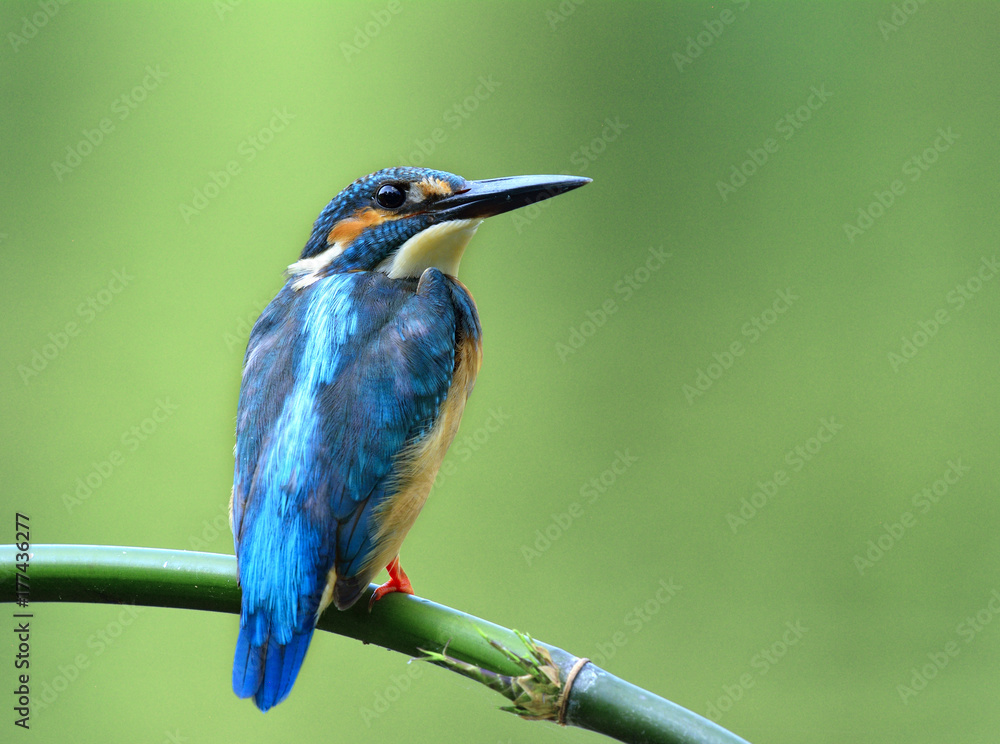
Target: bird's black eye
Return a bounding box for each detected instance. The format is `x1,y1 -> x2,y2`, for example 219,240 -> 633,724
374,183 -> 406,209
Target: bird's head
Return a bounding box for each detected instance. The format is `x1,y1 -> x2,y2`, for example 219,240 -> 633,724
289,167 -> 589,286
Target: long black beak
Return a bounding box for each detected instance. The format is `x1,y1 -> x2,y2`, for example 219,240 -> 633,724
430,174 -> 591,221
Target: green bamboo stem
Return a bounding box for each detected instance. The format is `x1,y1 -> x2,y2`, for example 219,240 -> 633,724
1,544 -> 750,744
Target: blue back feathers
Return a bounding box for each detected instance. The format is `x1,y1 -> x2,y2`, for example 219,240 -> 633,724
231,267 -> 480,711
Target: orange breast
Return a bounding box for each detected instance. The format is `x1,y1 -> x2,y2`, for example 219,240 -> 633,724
360,331 -> 483,578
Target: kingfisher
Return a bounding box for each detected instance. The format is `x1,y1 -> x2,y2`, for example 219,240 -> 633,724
230,166 -> 590,711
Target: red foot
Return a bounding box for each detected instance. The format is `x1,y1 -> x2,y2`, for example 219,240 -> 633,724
368,556 -> 414,610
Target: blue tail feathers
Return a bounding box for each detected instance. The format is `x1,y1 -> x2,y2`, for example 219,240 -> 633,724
233,618 -> 315,712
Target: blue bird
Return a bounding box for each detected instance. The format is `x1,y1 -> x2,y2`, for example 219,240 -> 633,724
230,166 -> 590,711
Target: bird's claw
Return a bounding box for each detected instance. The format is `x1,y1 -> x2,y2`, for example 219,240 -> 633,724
368,556 -> 414,611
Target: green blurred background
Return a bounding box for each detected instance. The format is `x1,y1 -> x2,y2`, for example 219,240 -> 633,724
3,2 -> 998,742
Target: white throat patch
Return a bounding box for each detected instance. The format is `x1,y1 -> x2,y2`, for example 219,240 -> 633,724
378,218 -> 482,279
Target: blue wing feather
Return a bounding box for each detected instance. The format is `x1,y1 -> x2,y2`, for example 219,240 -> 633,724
231,269 -> 470,710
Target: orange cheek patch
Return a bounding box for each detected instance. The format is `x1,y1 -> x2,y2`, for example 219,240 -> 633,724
327,208 -> 392,247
